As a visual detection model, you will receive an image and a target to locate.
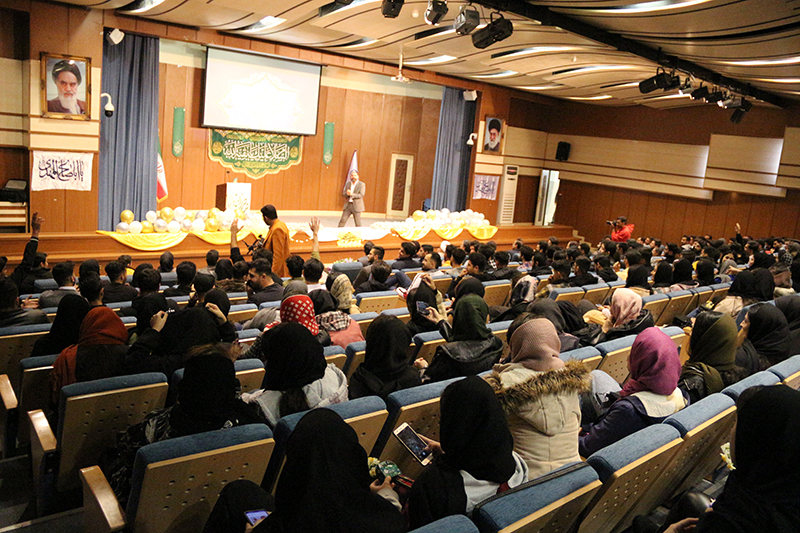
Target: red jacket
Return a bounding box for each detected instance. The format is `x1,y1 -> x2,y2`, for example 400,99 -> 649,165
611,223 -> 634,242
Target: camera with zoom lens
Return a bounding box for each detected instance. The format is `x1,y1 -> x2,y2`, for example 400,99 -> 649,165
606,220 -> 615,226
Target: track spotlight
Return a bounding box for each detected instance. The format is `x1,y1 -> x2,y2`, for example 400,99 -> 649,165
705,90 -> 725,103
730,98 -> 753,124
381,0 -> 404,18
690,85 -> 708,100
638,70 -> 671,94
679,77 -> 695,95
719,94 -> 740,108
424,0 -> 448,25
663,74 -> 681,91
471,12 -> 513,49
454,4 -> 480,35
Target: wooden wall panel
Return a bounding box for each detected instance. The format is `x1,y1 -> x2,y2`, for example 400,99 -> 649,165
157,66 -> 441,218
556,181 -> 800,244
513,175 -> 539,223
0,147 -> 27,189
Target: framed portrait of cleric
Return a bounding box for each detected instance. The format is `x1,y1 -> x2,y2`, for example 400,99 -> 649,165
482,116 -> 504,154
41,53 -> 91,120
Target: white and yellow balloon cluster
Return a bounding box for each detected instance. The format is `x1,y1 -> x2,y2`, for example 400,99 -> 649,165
401,208 -> 490,230
116,207 -> 263,234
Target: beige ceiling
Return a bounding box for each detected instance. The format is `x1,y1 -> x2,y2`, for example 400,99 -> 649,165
65,0 -> 800,109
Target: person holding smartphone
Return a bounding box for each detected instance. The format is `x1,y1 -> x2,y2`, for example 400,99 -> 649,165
405,376 -> 528,529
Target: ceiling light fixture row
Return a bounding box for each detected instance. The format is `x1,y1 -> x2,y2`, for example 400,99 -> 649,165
639,68 -> 754,123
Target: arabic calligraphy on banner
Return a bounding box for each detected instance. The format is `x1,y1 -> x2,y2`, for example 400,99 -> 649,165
31,151 -> 93,191
208,129 -> 303,178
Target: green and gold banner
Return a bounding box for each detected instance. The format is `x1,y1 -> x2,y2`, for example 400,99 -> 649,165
208,129 -> 303,178
323,122 -> 334,165
172,107 -> 185,157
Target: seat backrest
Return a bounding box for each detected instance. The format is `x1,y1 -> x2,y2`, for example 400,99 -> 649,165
351,311 -> 379,337
483,280 -> 512,307
433,276 -> 453,295
656,290 -> 693,326
721,370 -> 780,400
376,377 -> 463,479
356,291 -> 405,313
641,294 -> 669,325
413,330 -> 446,364
331,261 -> 363,283
227,303 -> 259,322
692,286 -> 713,307
660,393 -> 736,501
579,424 -> 683,533
709,283 -> 730,302
409,515 -> 479,533
127,424 -> 274,533
768,354 -> 800,389
473,462 -> 602,533
550,287 -> 585,303
559,346 -> 603,370
57,373 -> 169,492
582,283 -> 610,305
0,329 -> 51,390
595,336 -> 636,385
324,345 -> 347,371
233,359 -> 266,393
344,340 -> 367,377
17,354 -> 58,447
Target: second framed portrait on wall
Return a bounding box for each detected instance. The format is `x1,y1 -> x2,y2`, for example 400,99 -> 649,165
482,116 -> 504,153
41,52 -> 91,120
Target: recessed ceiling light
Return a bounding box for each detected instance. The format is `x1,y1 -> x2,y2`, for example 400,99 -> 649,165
492,46 -> 580,59
748,77 -> 800,83
330,38 -> 379,49
119,0 -> 168,14
715,56 -> 800,67
564,95 -> 613,100
553,65 -> 643,75
405,55 -> 457,65
238,16 -> 287,33
471,70 -> 519,79
516,84 -> 563,90
585,0 -> 713,14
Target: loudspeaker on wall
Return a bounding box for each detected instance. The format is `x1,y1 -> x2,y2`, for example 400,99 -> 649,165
555,141 -> 571,161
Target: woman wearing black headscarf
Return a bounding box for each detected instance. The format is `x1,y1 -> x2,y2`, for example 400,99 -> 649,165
695,260 -> 716,286
349,315 -> 420,399
406,376 -> 528,529
736,303 -> 792,375
669,259 -> 698,292
652,261 -> 673,294
245,322 -> 348,427
625,265 -> 653,298
749,251 -> 776,271
30,293 -> 91,358
526,300 -> 580,352
203,409 -> 406,533
103,346 -> 264,507
775,295 -> 800,356
453,276 -> 485,303
215,259 -> 246,293
406,281 -> 441,336
664,385 -> 800,533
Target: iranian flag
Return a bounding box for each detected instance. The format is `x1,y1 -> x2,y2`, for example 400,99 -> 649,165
157,152 -> 168,202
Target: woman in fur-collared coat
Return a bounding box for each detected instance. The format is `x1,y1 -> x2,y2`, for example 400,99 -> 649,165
486,316 -> 591,478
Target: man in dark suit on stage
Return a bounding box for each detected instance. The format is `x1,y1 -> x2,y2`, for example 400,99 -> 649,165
338,170 -> 365,227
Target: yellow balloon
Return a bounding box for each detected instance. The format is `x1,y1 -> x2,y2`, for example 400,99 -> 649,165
160,207 -> 174,223
412,210 -> 425,222
205,217 -> 220,232
426,210 -> 436,220
120,210 -> 134,224
141,220 -> 154,233
184,210 -> 195,221
234,209 -> 246,220
209,207 -> 221,219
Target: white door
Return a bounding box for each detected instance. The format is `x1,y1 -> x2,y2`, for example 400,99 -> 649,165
386,153 -> 414,218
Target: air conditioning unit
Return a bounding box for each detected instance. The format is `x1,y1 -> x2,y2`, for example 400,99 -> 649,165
496,165 -> 518,225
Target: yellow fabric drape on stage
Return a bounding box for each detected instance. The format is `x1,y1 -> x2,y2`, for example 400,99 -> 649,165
97,231 -> 188,251
392,227 -> 432,241
467,226 -> 498,239
193,228 -> 251,246
432,227 -> 464,240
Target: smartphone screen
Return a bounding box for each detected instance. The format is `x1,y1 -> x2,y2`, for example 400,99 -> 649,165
245,510 -> 269,526
395,424 -> 431,464
415,301 -> 429,315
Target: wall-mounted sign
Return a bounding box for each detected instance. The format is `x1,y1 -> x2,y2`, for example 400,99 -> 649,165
208,129 -> 302,178
31,151 -> 93,191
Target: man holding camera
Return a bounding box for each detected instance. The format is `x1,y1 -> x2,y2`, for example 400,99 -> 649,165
609,216 -> 634,243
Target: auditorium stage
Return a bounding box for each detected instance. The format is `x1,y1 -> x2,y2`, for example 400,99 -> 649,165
0,223 -> 582,269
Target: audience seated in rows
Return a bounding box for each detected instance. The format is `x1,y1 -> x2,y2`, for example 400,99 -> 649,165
487,316 -> 589,477
678,311 -> 746,403
243,322 -> 348,427
579,327 -> 686,457
349,314 -> 420,400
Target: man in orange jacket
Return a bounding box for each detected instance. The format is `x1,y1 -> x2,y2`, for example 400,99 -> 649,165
260,205 -> 291,277
611,216 -> 634,243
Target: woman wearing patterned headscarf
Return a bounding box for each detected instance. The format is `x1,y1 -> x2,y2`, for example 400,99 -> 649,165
579,327 -> 686,457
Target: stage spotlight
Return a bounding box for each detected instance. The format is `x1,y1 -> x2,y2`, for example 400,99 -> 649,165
663,74 -> 681,91
454,4 -> 480,35
719,95 -> 741,108
425,0 -> 448,25
679,77 -> 695,95
690,86 -> 709,100
471,13 -> 513,49
638,71 -> 671,94
730,98 -> 753,123
705,90 -> 724,103
381,0 -> 404,18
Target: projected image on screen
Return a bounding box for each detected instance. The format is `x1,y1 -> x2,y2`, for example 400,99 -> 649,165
203,48 -> 321,136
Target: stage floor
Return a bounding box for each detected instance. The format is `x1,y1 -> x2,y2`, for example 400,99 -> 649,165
0,223 -> 582,268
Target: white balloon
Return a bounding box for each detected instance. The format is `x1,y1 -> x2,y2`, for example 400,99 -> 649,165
219,219 -> 231,231
173,206 -> 186,222
115,222 -> 130,234
466,209 -> 474,215
196,210 -> 208,221
441,208 -> 450,215
191,218 -> 206,232
405,217 -> 414,224
129,221 -> 142,234
154,219 -> 168,233
180,219 -> 193,232
145,210 -> 157,223
167,220 -> 181,233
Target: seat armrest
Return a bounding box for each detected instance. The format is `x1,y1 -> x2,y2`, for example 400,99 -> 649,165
0,375 -> 17,459
80,466 -> 126,532
0,375 -> 17,411
28,409 -> 57,510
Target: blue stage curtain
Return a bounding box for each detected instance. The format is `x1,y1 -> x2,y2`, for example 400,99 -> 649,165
431,87 -> 476,212
99,33 -> 160,230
